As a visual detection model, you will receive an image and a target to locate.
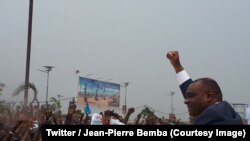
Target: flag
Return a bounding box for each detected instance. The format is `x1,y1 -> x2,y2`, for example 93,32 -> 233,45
84,102 -> 91,114
75,70 -> 79,74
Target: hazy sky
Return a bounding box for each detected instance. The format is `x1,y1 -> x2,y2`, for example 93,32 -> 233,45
1,0 -> 250,121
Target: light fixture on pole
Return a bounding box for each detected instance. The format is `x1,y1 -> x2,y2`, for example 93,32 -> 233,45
39,66 -> 54,107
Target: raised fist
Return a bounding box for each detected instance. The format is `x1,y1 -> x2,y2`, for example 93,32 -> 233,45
166,51 -> 178,60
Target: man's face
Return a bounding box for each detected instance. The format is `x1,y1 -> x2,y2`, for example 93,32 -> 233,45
185,81 -> 208,117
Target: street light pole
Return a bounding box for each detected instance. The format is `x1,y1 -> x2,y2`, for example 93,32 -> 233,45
165,91 -> 175,114
123,82 -> 129,114
40,66 -> 54,107
170,92 -> 174,114
24,0 -> 34,108
75,70 -> 79,101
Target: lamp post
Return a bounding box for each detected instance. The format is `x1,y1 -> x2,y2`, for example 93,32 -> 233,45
39,66 -> 54,107
166,91 -> 175,114
123,82 -> 129,114
24,0 -> 34,108
165,91 -> 176,121
75,70 -> 80,101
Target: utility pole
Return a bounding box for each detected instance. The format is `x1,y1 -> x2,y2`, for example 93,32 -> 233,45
165,91 -> 175,114
39,66 -> 54,108
123,82 -> 129,114
75,70 -> 79,102
24,0 -> 34,108
170,91 -> 175,114
165,91 -> 175,121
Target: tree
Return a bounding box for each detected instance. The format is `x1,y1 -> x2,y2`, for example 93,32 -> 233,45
50,97 -> 61,113
0,101 -> 14,122
13,82 -> 39,107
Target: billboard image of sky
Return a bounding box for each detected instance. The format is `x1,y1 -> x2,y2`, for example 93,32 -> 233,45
77,77 -> 120,107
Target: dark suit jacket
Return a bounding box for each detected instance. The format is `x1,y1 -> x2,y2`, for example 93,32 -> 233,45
180,79 -> 243,125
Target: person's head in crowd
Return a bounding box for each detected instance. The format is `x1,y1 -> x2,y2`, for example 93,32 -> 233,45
185,77 -> 223,117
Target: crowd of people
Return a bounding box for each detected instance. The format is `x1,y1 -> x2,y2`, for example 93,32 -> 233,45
0,97 -> 188,140
0,50 -> 244,140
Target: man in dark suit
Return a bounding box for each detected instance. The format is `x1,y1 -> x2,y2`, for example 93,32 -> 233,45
166,51 -> 243,124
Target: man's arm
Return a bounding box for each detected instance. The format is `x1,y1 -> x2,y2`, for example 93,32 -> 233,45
166,51 -> 184,73
166,51 -> 192,98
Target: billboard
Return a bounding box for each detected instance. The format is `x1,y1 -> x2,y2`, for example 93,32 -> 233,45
77,77 -> 120,107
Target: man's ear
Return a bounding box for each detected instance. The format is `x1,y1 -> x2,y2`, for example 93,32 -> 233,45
205,90 -> 214,102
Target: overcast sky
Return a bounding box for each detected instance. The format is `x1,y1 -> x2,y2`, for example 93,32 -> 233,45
1,0 -> 250,121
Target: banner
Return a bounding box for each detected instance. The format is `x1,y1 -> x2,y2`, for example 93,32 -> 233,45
77,77 -> 120,107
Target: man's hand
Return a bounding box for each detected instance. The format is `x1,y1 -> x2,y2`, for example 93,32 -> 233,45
166,51 -> 184,73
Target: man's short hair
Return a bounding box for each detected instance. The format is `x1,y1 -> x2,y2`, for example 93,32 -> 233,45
194,78 -> 223,101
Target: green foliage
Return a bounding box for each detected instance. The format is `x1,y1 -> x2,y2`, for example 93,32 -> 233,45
140,106 -> 153,118
0,100 -> 14,122
49,97 -> 61,112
